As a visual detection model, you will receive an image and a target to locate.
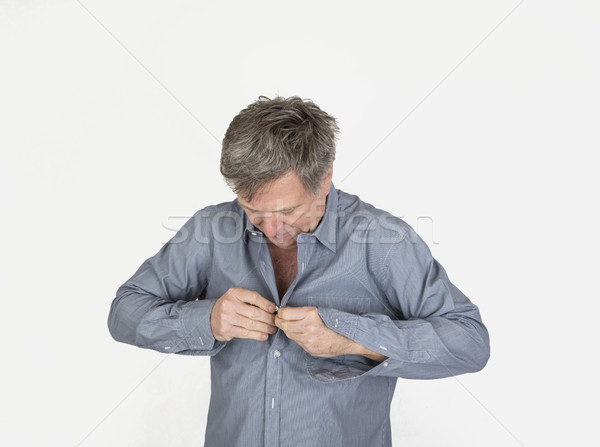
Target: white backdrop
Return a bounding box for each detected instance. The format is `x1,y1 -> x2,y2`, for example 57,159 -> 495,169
1,1 -> 598,446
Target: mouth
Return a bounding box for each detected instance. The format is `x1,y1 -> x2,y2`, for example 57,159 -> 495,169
271,232 -> 296,244
275,232 -> 293,241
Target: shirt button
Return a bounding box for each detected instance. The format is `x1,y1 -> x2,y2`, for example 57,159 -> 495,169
274,350 -> 281,358
383,361 -> 389,367
250,231 -> 257,236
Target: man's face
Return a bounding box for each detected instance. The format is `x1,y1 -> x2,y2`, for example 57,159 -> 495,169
237,169 -> 333,249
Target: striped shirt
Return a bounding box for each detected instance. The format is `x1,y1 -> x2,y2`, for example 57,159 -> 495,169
108,183 -> 490,446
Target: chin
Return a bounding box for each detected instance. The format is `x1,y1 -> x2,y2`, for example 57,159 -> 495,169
271,237 -> 297,249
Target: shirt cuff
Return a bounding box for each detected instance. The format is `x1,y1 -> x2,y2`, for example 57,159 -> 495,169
180,298 -> 225,353
318,308 -> 431,365
318,307 -> 359,340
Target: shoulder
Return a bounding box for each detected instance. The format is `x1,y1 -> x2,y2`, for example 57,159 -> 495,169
170,198 -> 245,245
187,198 -> 246,225
333,188 -> 435,288
334,188 -> 412,245
192,199 -> 242,217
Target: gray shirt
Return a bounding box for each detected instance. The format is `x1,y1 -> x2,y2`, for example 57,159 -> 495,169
108,184 -> 490,447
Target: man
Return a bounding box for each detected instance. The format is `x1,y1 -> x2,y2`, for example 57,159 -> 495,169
108,96 -> 490,447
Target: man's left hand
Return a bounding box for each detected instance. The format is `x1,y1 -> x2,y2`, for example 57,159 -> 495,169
275,307 -> 356,357
275,306 -> 389,362
274,306 -> 354,357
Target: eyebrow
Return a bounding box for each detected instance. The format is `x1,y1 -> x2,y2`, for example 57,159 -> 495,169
239,203 -> 303,213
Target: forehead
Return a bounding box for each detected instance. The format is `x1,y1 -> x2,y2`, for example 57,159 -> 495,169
238,172 -> 310,212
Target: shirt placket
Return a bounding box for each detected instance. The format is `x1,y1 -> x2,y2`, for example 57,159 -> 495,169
254,236 -> 281,446
260,234 -> 315,446
264,346 -> 282,447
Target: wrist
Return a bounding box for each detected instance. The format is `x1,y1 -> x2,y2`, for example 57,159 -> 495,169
345,339 -> 388,363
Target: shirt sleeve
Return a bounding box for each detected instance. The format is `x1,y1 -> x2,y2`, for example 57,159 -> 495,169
317,227 -> 490,380
107,211 -> 227,356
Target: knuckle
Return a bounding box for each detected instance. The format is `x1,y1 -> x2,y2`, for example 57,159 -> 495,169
225,287 -> 236,297
227,287 -> 244,301
222,299 -> 234,312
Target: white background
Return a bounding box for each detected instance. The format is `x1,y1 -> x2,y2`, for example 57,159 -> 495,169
1,1 -> 598,446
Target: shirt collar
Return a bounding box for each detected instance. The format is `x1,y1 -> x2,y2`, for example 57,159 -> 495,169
311,182 -> 338,253
241,204 -> 259,244
240,182 -> 338,253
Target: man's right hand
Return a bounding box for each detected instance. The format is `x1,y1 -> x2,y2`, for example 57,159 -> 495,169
210,287 -> 277,342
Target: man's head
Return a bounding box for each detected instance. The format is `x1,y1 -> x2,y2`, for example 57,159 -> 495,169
221,96 -> 339,248
220,96 -> 339,201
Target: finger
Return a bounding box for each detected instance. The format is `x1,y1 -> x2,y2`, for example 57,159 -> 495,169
275,316 -> 306,335
232,288 -> 276,314
237,303 -> 277,327
277,306 -> 316,321
231,314 -> 278,334
229,325 -> 273,341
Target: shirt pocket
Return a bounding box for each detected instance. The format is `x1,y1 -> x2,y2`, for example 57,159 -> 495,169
304,352 -> 378,384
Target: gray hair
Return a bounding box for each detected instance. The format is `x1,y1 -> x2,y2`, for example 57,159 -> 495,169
220,96 -> 339,200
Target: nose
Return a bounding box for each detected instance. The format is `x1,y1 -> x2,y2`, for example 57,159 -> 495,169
255,214 -> 283,238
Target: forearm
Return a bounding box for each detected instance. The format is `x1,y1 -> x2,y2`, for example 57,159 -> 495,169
319,306 -> 490,379
345,339 -> 388,363
108,290 -> 224,355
